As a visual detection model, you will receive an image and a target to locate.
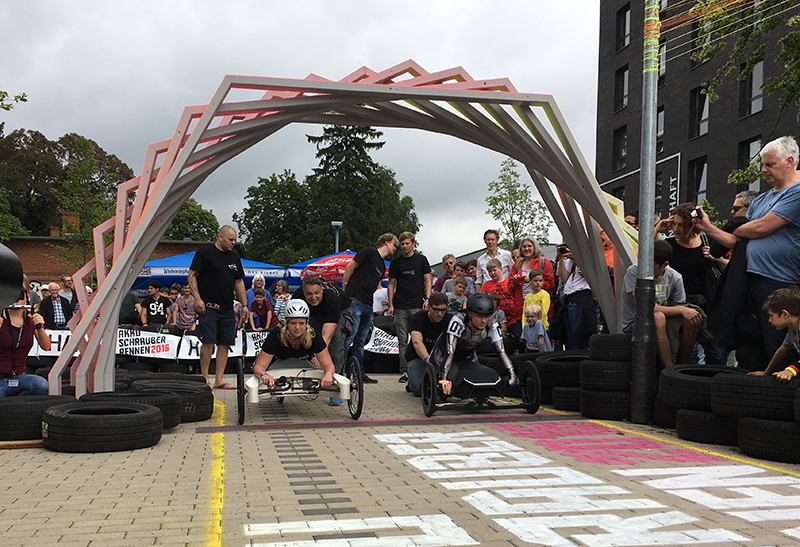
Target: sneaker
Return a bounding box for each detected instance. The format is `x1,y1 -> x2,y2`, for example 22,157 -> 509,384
362,375 -> 379,384
330,397 -> 342,406
398,372 -> 408,383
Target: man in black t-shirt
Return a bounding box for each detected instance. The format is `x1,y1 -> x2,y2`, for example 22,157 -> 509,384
405,292 -> 452,396
140,280 -> 173,326
188,225 -> 248,390
342,233 -> 397,383
388,231 -> 432,382
292,275 -> 353,373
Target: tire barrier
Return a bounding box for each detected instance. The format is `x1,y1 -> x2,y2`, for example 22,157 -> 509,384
675,409 -> 738,446
42,402 -> 162,453
738,417 -> 800,464
579,360 -> 632,392
80,391 -> 182,429
551,386 -> 581,411
659,365 -> 746,412
130,380 -> 214,422
710,374 -> 799,421
588,333 -> 633,361
579,389 -> 631,421
0,395 -> 76,441
653,394 -> 679,429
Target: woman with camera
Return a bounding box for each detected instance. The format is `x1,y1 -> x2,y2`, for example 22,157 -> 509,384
0,289 -> 51,397
655,203 -> 726,364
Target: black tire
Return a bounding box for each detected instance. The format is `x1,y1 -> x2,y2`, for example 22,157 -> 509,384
422,362 -> 438,417
675,409 -> 738,446
535,351 -> 588,388
42,402 -> 162,452
80,391 -> 182,429
653,394 -> 680,429
552,386 -> 582,411
114,381 -> 130,392
154,373 -> 207,384
589,334 -> 633,361
0,395 -> 76,441
579,360 -> 632,391
738,417 -> 800,463
35,365 -> 70,381
659,365 -> 746,411
130,380 -> 214,422
520,361 -> 541,414
710,374 -> 799,421
346,356 -> 364,420
236,357 -> 245,425
580,389 -> 631,421
115,354 -> 137,365
116,370 -> 157,383
159,361 -> 191,374
120,361 -> 159,373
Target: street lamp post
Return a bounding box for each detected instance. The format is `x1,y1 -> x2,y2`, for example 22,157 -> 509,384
331,221 -> 343,253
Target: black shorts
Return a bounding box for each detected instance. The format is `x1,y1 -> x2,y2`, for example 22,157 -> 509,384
196,308 -> 236,346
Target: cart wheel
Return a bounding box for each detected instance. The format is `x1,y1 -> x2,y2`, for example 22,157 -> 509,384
521,361 -> 541,414
236,358 -> 245,425
276,397 -> 284,404
345,356 -> 364,420
422,362 -> 438,417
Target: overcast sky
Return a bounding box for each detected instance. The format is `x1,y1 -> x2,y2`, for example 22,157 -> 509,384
2,0 -> 601,263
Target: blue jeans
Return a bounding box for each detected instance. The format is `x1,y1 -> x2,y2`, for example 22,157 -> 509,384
0,374 -> 49,397
566,301 -> 589,350
393,308 -> 419,373
345,298 -> 374,376
406,357 -> 427,397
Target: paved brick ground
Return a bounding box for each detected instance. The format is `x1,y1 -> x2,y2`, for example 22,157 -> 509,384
2,372 -> 800,546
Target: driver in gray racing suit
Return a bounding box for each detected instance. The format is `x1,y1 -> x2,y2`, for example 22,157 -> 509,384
429,292 -> 519,395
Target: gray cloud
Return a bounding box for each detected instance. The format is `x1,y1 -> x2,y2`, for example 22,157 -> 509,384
2,0 -> 598,262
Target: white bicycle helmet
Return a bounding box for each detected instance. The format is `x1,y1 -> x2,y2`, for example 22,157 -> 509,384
284,299 -> 310,319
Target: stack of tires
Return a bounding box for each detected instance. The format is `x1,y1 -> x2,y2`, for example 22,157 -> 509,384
710,374 -> 800,463
655,365 -> 746,448
577,334 -> 633,420
534,350 -> 589,405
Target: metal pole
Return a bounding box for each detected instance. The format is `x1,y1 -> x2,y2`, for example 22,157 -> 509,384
331,221 -> 342,253
631,0 -> 660,424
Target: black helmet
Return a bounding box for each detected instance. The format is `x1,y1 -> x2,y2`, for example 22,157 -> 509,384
467,292 -> 495,315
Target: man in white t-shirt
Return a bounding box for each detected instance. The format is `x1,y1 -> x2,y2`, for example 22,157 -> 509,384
476,229 -> 513,290
621,239 -> 702,368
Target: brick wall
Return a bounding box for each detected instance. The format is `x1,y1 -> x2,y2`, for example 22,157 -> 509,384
5,236 -> 211,287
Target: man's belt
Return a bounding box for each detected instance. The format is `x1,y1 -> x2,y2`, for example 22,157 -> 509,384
206,303 -> 220,309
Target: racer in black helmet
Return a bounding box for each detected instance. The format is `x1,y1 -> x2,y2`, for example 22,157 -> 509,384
429,293 -> 519,395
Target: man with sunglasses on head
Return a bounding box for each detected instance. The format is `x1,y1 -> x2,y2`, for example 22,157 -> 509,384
405,292 -> 452,396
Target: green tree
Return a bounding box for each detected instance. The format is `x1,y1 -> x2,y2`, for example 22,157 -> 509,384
0,187 -> 28,242
485,158 -> 554,246
0,129 -> 133,235
234,170 -> 311,262
304,125 -> 419,255
53,136 -> 116,271
692,1 -> 800,115
0,89 -> 27,112
162,197 -> 220,241
235,126 -> 420,261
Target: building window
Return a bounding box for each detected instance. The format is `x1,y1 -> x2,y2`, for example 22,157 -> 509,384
610,185 -> 625,201
690,87 -> 709,138
657,107 -> 665,154
738,136 -> 762,192
655,171 -> 663,216
616,4 -> 631,51
614,65 -> 629,111
658,39 -> 666,86
689,156 -> 708,204
740,60 -> 764,117
660,0 -> 669,9
613,126 -> 627,171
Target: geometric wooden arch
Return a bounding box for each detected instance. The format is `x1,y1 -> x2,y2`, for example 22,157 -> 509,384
51,59 -> 635,396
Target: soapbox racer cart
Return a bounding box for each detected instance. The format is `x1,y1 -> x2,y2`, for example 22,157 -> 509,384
421,357 -> 541,417
237,356 -> 363,425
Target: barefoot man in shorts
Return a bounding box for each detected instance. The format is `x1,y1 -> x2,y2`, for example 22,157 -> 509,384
188,225 -> 248,390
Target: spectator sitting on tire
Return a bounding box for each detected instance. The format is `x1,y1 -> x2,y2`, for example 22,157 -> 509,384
428,292 -> 519,396
621,239 -> 702,368
749,287 -> 800,382
0,288 -> 51,397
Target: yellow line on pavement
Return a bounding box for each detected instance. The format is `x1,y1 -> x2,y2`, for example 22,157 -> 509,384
206,400 -> 226,546
590,419 -> 800,478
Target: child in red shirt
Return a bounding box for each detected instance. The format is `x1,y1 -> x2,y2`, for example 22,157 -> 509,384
481,258 -> 519,337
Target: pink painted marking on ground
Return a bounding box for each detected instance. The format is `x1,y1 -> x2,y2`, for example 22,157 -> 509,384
493,421 -> 726,464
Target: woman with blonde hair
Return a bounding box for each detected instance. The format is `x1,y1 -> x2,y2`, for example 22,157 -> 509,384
252,299 -> 334,390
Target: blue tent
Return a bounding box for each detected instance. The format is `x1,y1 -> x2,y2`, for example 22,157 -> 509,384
133,251 -> 285,294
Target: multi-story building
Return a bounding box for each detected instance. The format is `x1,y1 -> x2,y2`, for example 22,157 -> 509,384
595,0 -> 799,218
